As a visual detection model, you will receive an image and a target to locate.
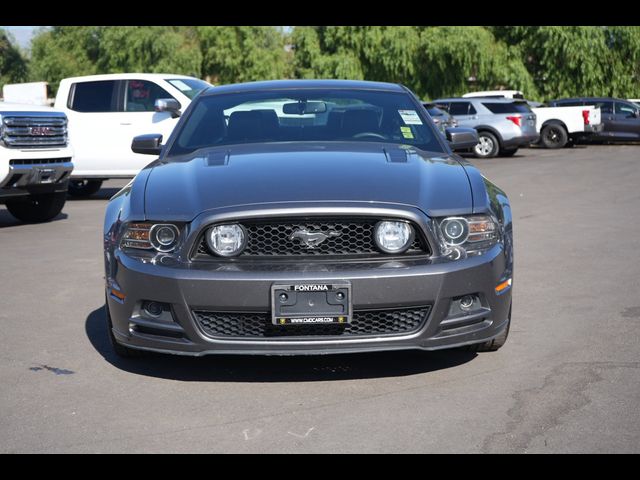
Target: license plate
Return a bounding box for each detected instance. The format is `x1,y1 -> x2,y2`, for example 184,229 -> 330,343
271,282 -> 352,325
37,168 -> 56,184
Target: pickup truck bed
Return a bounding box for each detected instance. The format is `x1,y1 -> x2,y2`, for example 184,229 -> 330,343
532,105 -> 603,148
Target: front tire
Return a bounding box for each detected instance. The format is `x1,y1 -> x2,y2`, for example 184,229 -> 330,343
68,179 -> 103,197
499,148 -> 519,157
467,306 -> 511,352
105,298 -> 146,358
474,132 -> 500,158
5,191 -> 67,223
540,124 -> 568,149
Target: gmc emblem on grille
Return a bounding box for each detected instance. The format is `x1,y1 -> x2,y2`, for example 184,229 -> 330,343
29,127 -> 52,136
290,228 -> 340,249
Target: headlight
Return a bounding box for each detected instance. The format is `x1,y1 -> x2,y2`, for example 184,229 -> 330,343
440,218 -> 468,245
149,224 -> 180,252
374,221 -> 414,254
206,224 -> 247,257
437,215 -> 498,258
121,222 -> 181,253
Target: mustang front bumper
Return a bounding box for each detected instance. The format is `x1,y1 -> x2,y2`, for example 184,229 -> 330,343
106,243 -> 512,356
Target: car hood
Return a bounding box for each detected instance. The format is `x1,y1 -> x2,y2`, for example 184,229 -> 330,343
143,142 -> 474,221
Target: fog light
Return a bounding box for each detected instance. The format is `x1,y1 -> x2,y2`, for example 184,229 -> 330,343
460,295 -> 475,311
143,301 -> 164,318
448,294 -> 482,317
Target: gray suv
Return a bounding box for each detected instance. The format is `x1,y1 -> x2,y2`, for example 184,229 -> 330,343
434,98 -> 539,158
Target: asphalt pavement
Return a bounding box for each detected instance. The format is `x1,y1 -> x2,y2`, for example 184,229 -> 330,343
1,144 -> 639,453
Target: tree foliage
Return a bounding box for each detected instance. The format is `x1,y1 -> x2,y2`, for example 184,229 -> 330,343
21,26 -> 640,101
97,27 -> 202,77
492,26 -> 640,99
417,27 -> 538,100
30,27 -> 201,93
196,26 -> 289,84
0,29 -> 28,92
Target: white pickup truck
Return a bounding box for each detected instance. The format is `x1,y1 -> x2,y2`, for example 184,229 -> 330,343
463,91 -> 603,148
0,103 -> 74,222
531,104 -> 603,148
54,73 -> 212,196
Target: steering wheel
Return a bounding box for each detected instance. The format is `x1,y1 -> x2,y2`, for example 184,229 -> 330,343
352,132 -> 388,140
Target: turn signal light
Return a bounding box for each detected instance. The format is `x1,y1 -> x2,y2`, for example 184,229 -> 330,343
110,288 -> 126,302
495,278 -> 512,294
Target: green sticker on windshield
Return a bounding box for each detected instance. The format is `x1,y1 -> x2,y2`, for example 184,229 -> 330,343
401,126 -> 414,139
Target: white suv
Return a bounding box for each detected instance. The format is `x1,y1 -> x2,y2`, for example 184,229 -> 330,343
54,73 -> 211,196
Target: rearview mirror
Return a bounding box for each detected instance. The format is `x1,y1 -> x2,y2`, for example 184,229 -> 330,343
445,127 -> 479,151
132,134 -> 163,156
282,101 -> 327,115
155,98 -> 182,118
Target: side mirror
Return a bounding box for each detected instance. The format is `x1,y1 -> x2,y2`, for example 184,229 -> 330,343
445,127 -> 479,151
132,134 -> 163,156
155,98 -> 182,118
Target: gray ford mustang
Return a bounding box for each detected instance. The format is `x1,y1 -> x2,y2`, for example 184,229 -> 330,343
103,80 -> 513,357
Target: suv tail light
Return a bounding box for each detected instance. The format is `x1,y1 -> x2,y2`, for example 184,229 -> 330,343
582,110 -> 590,125
506,115 -> 521,127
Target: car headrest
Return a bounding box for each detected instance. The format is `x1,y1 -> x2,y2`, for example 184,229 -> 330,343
253,109 -> 280,138
227,111 -> 264,141
342,109 -> 380,135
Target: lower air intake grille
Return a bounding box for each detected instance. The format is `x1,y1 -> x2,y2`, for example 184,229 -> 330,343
193,306 -> 430,339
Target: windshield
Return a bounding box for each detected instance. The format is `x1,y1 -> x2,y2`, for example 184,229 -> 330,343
167,89 -> 444,157
167,78 -> 211,99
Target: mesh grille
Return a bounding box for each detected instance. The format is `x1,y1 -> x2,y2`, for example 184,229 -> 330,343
193,306 -> 430,339
195,219 -> 429,259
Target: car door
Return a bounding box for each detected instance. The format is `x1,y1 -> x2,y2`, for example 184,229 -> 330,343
612,101 -> 640,140
111,79 -> 182,175
64,80 -> 123,178
585,101 -> 615,138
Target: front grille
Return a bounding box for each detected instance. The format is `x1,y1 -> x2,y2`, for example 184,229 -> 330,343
1,116 -> 68,148
10,158 -> 71,166
193,306 -> 430,339
195,218 -> 430,259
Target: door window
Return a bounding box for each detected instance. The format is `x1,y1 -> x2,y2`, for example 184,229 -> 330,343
69,81 -> 118,112
124,80 -> 178,112
614,102 -> 638,116
588,101 -> 613,114
448,102 -> 471,116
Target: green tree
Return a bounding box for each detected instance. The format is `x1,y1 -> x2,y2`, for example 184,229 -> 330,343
492,26 -> 640,99
291,26 -> 538,100
0,29 -> 28,92
30,27 -> 102,93
97,27 -> 201,77
30,27 -> 202,94
197,26 -> 289,84
604,26 -> 640,98
416,26 -> 538,100
291,26 -> 419,83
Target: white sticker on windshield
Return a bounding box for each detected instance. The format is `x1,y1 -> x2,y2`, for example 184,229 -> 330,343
398,110 -> 423,125
171,80 -> 191,91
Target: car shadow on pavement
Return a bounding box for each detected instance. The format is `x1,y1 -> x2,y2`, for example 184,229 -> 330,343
86,305 -> 477,382
0,210 -> 68,228
66,188 -> 122,201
